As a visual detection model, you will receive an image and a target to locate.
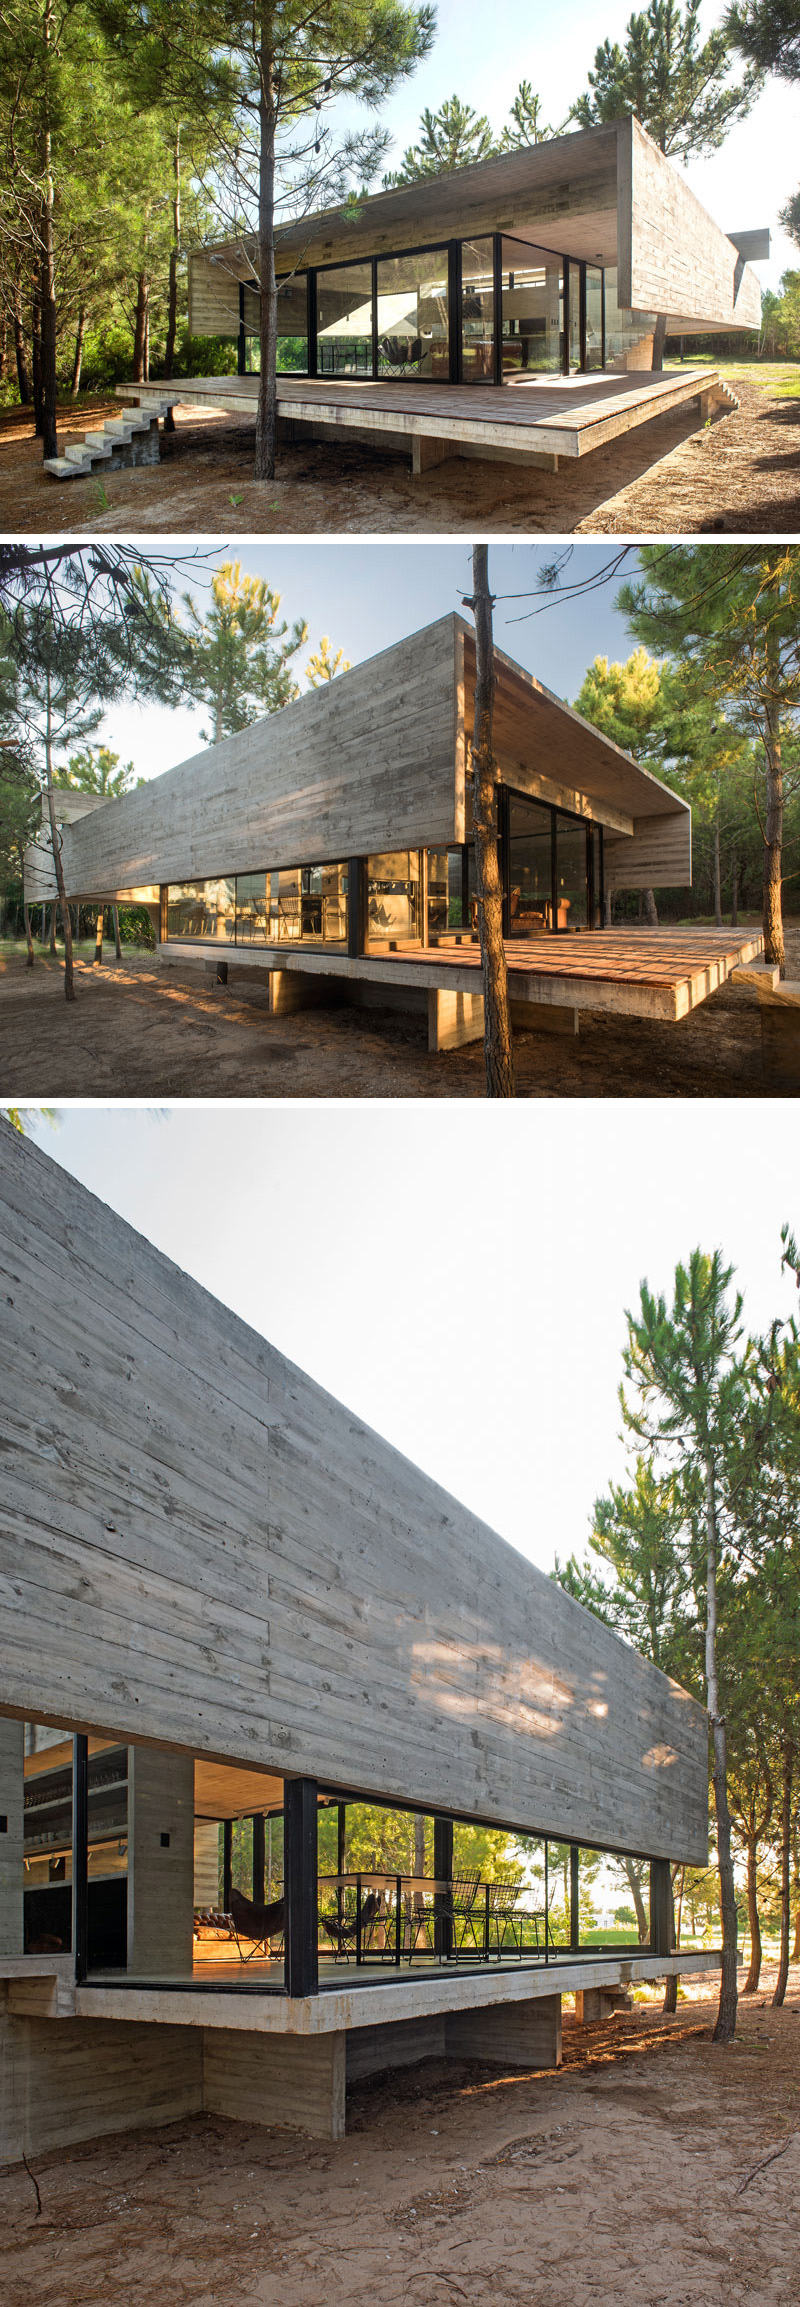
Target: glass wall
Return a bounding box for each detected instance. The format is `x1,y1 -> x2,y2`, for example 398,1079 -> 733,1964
556,818 -> 589,929
23,1729 -> 128,1968
508,797 -> 554,933
461,238 -> 495,382
585,267 -> 604,371
168,869 -> 348,948
316,262 -> 373,375
603,266 -> 657,371
568,264 -> 582,371
366,852 -> 422,944
501,237 -> 562,377
427,847 -> 467,941
376,251 -> 449,379
166,878 -> 235,941
276,273 -> 309,372
589,824 -> 604,926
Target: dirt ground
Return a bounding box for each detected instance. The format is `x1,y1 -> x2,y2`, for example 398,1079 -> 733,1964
2,368 -> 799,537
1,923 -> 796,1101
2,1971 -> 799,2307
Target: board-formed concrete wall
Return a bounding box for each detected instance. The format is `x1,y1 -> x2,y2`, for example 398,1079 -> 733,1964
24,618 -> 461,905
620,117 -> 762,330
0,1127 -> 709,1862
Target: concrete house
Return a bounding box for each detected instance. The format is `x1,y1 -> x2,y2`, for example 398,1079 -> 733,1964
1,1127 -> 721,2157
46,121 -> 767,483
24,616 -> 762,1051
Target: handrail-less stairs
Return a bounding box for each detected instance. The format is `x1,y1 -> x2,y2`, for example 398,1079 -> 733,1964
44,397 -> 179,480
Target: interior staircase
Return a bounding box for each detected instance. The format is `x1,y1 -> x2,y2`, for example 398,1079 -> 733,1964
43,397 -> 176,481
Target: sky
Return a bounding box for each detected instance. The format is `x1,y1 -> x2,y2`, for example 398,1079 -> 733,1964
333,0 -> 796,292
52,540 -> 639,783
23,1100 -> 800,1584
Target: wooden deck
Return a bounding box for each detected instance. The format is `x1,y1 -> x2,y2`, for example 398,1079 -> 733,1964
118,365 -> 734,470
165,927 -> 764,1026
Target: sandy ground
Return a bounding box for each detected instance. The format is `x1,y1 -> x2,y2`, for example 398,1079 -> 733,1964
1,923 -> 795,1101
2,1972 -> 799,2307
2,370 -> 799,537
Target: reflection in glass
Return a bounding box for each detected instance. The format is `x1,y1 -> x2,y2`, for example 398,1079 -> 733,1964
23,1728 -> 129,1969
427,848 -> 466,940
271,863 -> 348,944
461,239 -> 495,382
501,237 -> 562,376
508,798 -> 553,934
555,817 -> 588,928
367,852 -> 422,943
276,273 -> 309,373
316,262 -> 373,375
568,265 -> 582,370
590,824 -> 604,925
235,872 -> 269,942
166,879 -> 235,941
585,268 -> 603,371
376,252 -> 449,379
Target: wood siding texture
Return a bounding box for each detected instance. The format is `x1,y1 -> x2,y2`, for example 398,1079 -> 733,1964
622,118 -> 761,328
0,1127 -> 709,1862
24,620 -> 460,904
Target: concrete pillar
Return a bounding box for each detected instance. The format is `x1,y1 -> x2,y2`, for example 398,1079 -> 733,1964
650,1857 -> 672,1956
758,984 -> 800,1091
203,2026 -> 346,2141
428,986 -> 485,1053
510,1001 -> 579,1037
412,434 -> 454,476
0,1719 -> 24,1956
127,1750 -> 194,1975
574,1985 -> 633,2022
194,1821 -> 219,1909
0,2004 -> 203,2165
445,1992 -> 562,2069
268,969 -> 335,1016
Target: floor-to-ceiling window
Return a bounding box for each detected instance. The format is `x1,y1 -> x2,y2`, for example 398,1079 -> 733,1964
507,797 -> 554,932
316,262 -> 374,375
500,238 -> 563,377
167,868 -> 348,947
585,268 -> 604,371
375,251 -> 450,379
427,848 -> 468,941
555,817 -> 590,929
461,238 -> 495,382
366,852 -> 422,944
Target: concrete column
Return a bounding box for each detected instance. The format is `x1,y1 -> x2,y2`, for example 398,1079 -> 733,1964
428,986 -> 484,1053
650,1857 -> 672,1957
127,1749 -> 194,1975
0,1719 -> 24,1956
759,984 -> 800,1090
268,969 -> 335,1016
510,1001 -> 579,1037
446,1992 -> 562,2069
412,434 -> 454,475
575,1985 -> 633,2022
203,2027 -> 346,2141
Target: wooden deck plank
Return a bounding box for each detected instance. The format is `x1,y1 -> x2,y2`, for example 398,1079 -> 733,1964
118,367 -> 723,463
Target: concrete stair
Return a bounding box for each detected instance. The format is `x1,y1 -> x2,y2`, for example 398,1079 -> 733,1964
44,398 -> 175,481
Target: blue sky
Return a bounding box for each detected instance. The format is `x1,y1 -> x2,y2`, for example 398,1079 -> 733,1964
332,0 -> 794,291
56,540 -> 639,782
22,1102 -> 800,1581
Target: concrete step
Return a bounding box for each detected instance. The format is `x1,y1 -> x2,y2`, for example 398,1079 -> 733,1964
43,456 -> 81,478
64,443 -> 92,465
46,402 -> 165,481
83,432 -> 116,452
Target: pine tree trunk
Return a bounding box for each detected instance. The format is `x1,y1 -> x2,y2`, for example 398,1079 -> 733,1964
43,676 -> 75,1001
623,1857 -> 648,1944
255,13 -> 278,482
470,545 -> 514,1097
112,902 -> 122,959
762,629 -> 784,976
705,1454 -> 738,2042
651,314 -> 667,372
40,107 -> 59,462
133,273 -> 150,382
31,272 -> 44,435
743,1839 -> 762,1992
71,304 -> 87,396
93,906 -> 104,965
13,278 -> 31,403
48,904 -> 57,953
0,303 -> 7,381
662,1873 -> 678,2011
164,126 -> 181,431
772,1734 -> 794,2008
643,887 -> 659,926
23,901 -> 34,966
713,806 -> 722,927
730,850 -> 738,927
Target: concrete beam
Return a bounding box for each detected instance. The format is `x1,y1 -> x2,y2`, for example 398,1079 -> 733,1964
203,2026 -> 346,2141
428,984 -> 485,1053
446,1992 -> 562,2070
574,1985 -> 633,2022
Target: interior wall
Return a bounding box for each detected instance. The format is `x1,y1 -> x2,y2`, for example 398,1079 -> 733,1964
127,1751 -> 195,1976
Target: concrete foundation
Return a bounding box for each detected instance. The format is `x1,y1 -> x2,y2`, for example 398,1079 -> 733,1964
758,982 -> 800,1090
268,968 -> 339,1016
574,1985 -> 633,2022
428,985 -> 485,1052
204,2026 -> 346,2142
446,1993 -> 562,2069
0,1995 -> 203,2162
510,999 -> 580,1037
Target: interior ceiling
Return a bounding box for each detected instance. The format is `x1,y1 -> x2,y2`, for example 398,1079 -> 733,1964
193,1759 -> 285,1820
461,631 -> 686,825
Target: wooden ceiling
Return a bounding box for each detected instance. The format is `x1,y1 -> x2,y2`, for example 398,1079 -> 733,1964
460,625 -> 689,829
